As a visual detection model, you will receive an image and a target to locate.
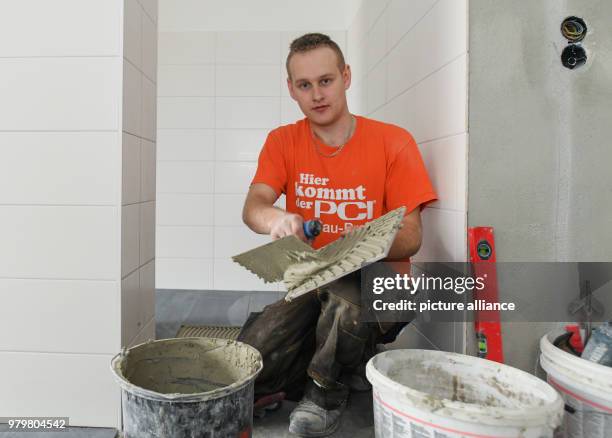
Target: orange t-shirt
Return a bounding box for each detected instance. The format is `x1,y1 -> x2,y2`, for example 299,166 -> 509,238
251,115 -> 438,250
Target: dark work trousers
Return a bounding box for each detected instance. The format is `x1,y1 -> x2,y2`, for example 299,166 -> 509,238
237,271 -> 407,409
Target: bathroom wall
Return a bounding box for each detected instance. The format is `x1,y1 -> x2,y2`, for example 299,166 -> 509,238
0,0 -> 158,427
468,0 -> 612,371
346,0 -> 469,353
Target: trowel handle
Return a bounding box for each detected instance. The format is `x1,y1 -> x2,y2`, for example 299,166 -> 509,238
303,219 -> 322,239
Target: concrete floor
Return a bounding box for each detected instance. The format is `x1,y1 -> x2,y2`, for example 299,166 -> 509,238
0,290 -> 375,437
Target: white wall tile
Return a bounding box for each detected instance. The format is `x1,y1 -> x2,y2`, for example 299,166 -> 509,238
366,58 -> 386,113
140,201 -> 156,264
156,226 -> 213,258
122,133 -> 141,205
124,0 -> 142,68
213,259 -> 278,291
363,0 -> 391,34
158,31 -> 215,65
0,58 -> 119,131
0,206 -> 118,279
158,65 -> 214,96
215,162 -> 257,194
365,7 -> 387,72
214,194 -> 247,227
216,65 -> 280,97
214,226 -> 272,259
121,269 -> 140,346
158,97 -> 214,129
123,60 -> 142,137
281,97 -> 305,125
157,194 -> 213,226
386,0 -> 437,50
157,129 -> 214,161
128,315 -> 156,347
0,279 -> 119,354
0,352 -> 119,426
139,259 -> 156,328
347,83 -> 366,116
157,161 -> 214,193
139,0 -> 158,23
122,204 -> 140,277
387,0 -> 467,100
347,35 -> 366,88
412,208 -> 457,262
215,129 -> 268,161
141,11 -> 158,82
0,0 -> 121,57
216,97 -> 280,129
156,258 -> 213,290
141,139 -> 156,201
216,32 -> 280,64
0,132 -> 118,205
141,76 -> 157,140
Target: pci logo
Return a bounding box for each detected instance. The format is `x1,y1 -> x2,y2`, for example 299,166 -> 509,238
294,173 -> 375,221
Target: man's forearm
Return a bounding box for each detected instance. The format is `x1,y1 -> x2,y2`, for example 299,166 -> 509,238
386,212 -> 423,259
243,199 -> 286,234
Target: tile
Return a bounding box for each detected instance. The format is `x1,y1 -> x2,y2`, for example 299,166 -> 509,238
121,268 -> 140,347
216,65 -> 280,97
386,0 -> 437,49
157,129 -> 214,161
0,132 -> 118,206
0,279 -> 119,354
347,35 -> 367,89
123,60 -> 142,137
129,315 -> 156,347
122,133 -> 141,205
139,259 -> 156,324
247,292 -> 282,314
216,97 -> 280,129
364,0 -> 391,34
0,206 -> 118,280
346,83 -> 365,116
387,0 -> 467,101
156,226 -> 213,258
411,207 -> 457,262
0,0 -> 121,57
214,226 -> 272,259
158,65 -> 214,96
184,292 -> 250,326
0,352 -> 120,427
214,194 -> 247,227
139,0 -> 158,23
141,7 -> 158,82
141,75 -> 157,141
157,97 -> 214,129
139,201 -> 155,264
216,32 -> 281,64
157,194 -> 213,226
365,7 -> 387,72
158,31 -> 215,65
0,58 -> 119,131
214,259 -> 278,291
366,58 -> 386,113
121,204 -> 140,277
157,161 -> 214,193
141,139 -> 156,201
347,6 -> 367,66
124,0 -> 142,68
280,97 -> 304,125
215,129 -> 268,162
214,162 -> 257,194
155,258 -> 213,289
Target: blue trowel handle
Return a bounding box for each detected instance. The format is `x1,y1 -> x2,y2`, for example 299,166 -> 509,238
303,219 -> 322,239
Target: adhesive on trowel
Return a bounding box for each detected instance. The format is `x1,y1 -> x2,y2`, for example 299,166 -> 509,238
232,206 -> 406,301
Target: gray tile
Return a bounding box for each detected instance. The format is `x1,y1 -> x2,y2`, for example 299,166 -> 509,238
183,291 -> 250,326
247,292 -> 282,314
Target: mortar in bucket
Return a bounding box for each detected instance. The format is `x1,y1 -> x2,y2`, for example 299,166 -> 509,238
366,349 -> 564,438
110,337 -> 262,438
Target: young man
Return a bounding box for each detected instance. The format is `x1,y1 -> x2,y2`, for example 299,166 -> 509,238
237,33 -> 437,436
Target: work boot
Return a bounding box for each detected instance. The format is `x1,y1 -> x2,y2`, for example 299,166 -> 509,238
288,379 -> 347,437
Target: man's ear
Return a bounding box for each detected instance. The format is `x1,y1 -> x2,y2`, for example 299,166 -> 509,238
343,64 -> 352,90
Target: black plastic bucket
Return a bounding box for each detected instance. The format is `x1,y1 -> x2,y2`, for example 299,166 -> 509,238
110,337 -> 262,437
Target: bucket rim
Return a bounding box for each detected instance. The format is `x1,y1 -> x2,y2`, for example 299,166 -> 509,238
366,349 -> 564,428
109,337 -> 263,403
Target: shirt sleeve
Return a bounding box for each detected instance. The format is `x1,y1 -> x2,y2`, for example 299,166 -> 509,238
384,132 -> 438,214
250,130 -> 288,196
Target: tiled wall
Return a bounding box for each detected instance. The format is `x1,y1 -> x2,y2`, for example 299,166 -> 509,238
121,0 -> 158,351
346,0 -> 469,353
156,30 -> 345,291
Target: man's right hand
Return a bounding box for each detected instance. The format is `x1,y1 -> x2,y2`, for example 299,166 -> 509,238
269,213 -> 307,242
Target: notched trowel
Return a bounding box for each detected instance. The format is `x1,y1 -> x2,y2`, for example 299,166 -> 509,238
232,206 -> 406,301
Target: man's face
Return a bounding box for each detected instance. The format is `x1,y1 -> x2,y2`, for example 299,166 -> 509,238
287,47 -> 351,126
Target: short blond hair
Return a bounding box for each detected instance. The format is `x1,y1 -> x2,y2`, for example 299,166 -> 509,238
286,33 -> 346,78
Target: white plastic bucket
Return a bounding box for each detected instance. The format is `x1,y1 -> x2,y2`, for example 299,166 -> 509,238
540,330 -> 612,438
366,349 -> 564,438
